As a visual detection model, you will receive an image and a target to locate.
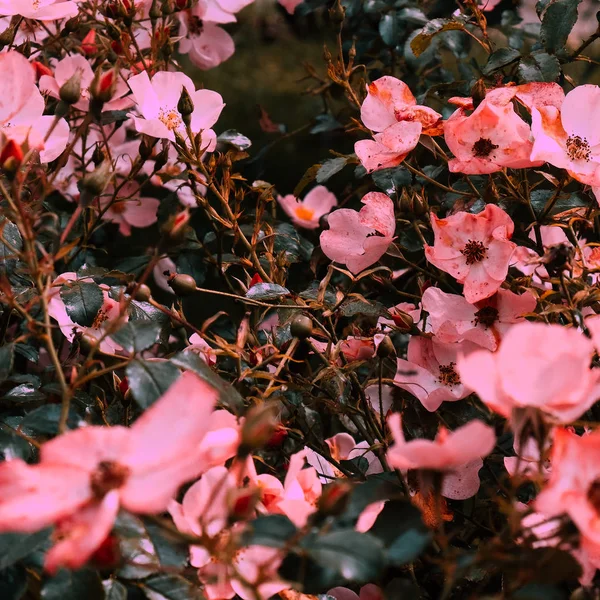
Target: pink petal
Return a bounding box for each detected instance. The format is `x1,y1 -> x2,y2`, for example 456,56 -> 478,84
360,76 -> 416,132
0,52 -> 36,124
561,85 -> 600,145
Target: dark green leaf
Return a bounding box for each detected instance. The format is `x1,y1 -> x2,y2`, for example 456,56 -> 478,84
101,110 -> 130,125
379,12 -> 398,46
273,223 -> 314,264
41,569 -> 105,600
316,158 -> 347,184
371,166 -> 411,196
126,360 -> 180,408
530,190 -> 588,218
304,530 -> 385,582
539,0 -> 581,54
293,164 -> 321,198
144,520 -> 189,569
310,114 -> 342,135
60,282 -> 104,327
387,529 -> 431,565
111,321 -> 162,354
339,298 -> 389,318
369,499 -> 427,547
217,130 -> 252,150
410,18 -> 467,57
0,220 -> 23,276
140,574 -> 204,600
483,48 -> 521,75
246,283 -> 290,301
21,405 -> 80,435
0,530 -> 50,570
518,52 -> 560,83
0,565 -> 27,600
243,515 -> 297,548
103,580 -> 127,600
3,383 -> 45,403
170,352 -> 243,412
0,344 -> 14,384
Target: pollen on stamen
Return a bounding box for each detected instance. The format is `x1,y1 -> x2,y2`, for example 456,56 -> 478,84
473,306 -> 499,328
159,108 -> 183,131
472,137 -> 499,158
295,206 -> 315,221
461,239 -> 487,265
438,362 -> 460,388
566,135 -> 591,162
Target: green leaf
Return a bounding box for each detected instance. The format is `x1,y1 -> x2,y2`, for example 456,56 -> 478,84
60,282 -> 104,327
539,0 -> 581,55
410,18 -> 467,57
0,530 -> 50,570
246,283 -> 290,301
103,580 -> 127,600
339,298 -> 389,318
143,520 -> 189,569
21,405 -> 80,435
293,164 -> 321,198
316,157 -> 347,184
387,529 -> 431,565
217,130 -> 252,150
273,223 -> 314,264
379,12 -> 398,46
41,569 -> 105,600
304,530 -> 385,582
368,499 -> 427,547
111,321 -> 162,354
243,515 -> 297,548
483,47 -> 521,75
371,166 -> 411,196
170,352 -> 244,412
101,110 -> 130,125
0,343 -> 15,384
126,360 -> 180,408
0,565 -> 27,600
0,219 -> 23,276
140,574 -> 204,600
518,52 -> 560,83
530,190 -> 588,218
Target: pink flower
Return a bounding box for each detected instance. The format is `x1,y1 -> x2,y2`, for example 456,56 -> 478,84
320,191 -> 395,274
98,181 -> 160,236
0,372 -> 218,573
39,55 -> 133,113
128,70 -> 224,146
278,0 -> 303,13
187,332 -> 218,366
387,413 -> 495,472
535,428 -> 600,550
0,0 -> 79,20
277,185 -> 337,229
394,336 -> 476,412
355,76 -> 442,173
178,12 -> 235,70
478,0 -> 502,10
421,287 -> 537,351
169,466 -> 287,600
327,584 -> 384,600
196,0 -> 254,24
424,205 -> 516,304
458,322 -> 600,423
441,459 -> 486,500
530,85 -> 600,187
444,96 -> 540,174
504,437 -> 551,480
47,273 -> 128,355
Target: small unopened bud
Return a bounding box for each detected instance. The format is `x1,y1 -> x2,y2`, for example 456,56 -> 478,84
139,136 -> 156,161
162,209 -> 191,245
290,314 -> 313,339
175,0 -> 189,8
329,0 -> 345,26
0,139 -> 23,174
391,310 -> 414,333
239,404 -> 279,456
59,71 -> 82,105
91,68 -> 117,104
133,283 -> 152,302
150,0 -> 162,20
61,16 -> 79,37
266,424 -> 288,448
318,481 -> 353,516
32,60 -> 53,80
228,489 -> 259,522
81,160 -> 112,197
162,0 -> 174,14
376,334 -> 395,358
168,273 -> 197,296
471,78 -> 487,109
177,87 -> 194,127
0,26 -> 15,49
91,144 -> 105,167
153,144 -> 170,172
81,29 -> 98,55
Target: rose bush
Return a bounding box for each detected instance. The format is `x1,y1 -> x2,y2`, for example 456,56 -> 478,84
1,0 -> 600,599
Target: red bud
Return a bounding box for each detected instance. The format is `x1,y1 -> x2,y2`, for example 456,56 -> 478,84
32,61 -> 53,80
81,29 -> 98,55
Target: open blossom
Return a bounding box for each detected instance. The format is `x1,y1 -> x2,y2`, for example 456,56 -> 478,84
355,76 -> 442,173
0,372 -> 218,573
320,192 -> 395,274
394,337 -> 476,412
169,466 -> 287,600
47,273 -> 127,355
425,205 -> 516,304
535,428 -> 600,551
531,85 -> 600,186
458,322 -> 600,423
277,185 -> 337,229
444,95 -> 540,174
0,51 -> 68,162
40,56 -> 133,113
387,413 -> 496,472
421,287 -> 537,351
0,0 -> 79,20
128,70 -> 224,146
196,0 -> 254,23
178,11 -> 235,70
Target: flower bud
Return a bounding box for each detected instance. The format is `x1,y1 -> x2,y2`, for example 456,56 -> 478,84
239,403 -> 279,456
177,87 -> 194,127
471,78 -> 487,109
228,488 -> 259,522
376,334 -> 395,358
139,136 -> 156,161
81,160 -> 112,197
168,273 -> 197,296
162,209 -> 191,245
318,481 -> 353,516
149,0 -> 162,20
162,0 -> 175,14
59,71 -> 82,105
91,144 -> 105,166
133,284 -> 152,302
32,61 -> 53,81
328,0 -> 345,26
0,26 -> 15,50
91,68 -> 117,104
81,29 -> 98,55
0,139 -> 23,175
290,314 -> 313,339
153,144 -> 170,172
391,310 -> 414,333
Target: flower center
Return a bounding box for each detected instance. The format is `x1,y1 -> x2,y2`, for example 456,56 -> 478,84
587,479 -> 600,515
566,135 -> 591,162
92,308 -> 111,329
461,239 -> 487,265
472,137 -> 499,158
90,461 -> 130,498
187,14 -> 203,36
473,306 -> 499,328
110,201 -> 127,214
438,362 -> 460,388
295,206 -> 315,221
159,108 -> 182,131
